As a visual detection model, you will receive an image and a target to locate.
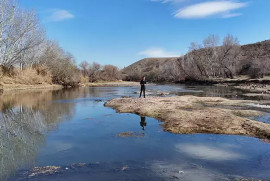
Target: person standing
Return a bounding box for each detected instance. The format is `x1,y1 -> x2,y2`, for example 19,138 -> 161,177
139,76 -> 146,98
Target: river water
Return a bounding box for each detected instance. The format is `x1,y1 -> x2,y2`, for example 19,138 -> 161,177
1,85 -> 270,181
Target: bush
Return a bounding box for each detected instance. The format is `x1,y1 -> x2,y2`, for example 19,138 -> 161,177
80,76 -> 89,84
248,67 -> 263,79
239,62 -> 263,79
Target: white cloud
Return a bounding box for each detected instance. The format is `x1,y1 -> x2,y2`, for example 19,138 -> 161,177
174,1 -> 248,19
139,48 -> 180,57
176,144 -> 245,161
48,9 -> 74,22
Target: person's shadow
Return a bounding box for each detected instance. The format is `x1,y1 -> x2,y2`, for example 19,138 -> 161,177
140,116 -> 147,130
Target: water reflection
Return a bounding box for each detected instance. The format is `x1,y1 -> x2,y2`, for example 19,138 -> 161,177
140,117 -> 147,130
0,106 -> 46,181
1,85 -> 270,180
0,90 -> 76,181
175,144 -> 245,161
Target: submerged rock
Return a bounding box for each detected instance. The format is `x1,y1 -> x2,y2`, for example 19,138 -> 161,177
10,161 -> 265,181
117,131 -> 145,138
105,95 -> 270,139
28,166 -> 61,178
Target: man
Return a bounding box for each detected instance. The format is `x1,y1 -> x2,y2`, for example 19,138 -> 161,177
139,76 -> 146,98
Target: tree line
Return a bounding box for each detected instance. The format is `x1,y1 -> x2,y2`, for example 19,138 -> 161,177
0,0 -> 121,86
79,61 -> 122,83
125,34 -> 270,82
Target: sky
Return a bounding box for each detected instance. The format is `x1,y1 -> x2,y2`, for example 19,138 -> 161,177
19,0 -> 270,67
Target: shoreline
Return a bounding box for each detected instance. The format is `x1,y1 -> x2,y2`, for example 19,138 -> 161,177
176,77 -> 270,96
0,84 -> 63,92
0,81 -> 141,93
85,81 -> 141,87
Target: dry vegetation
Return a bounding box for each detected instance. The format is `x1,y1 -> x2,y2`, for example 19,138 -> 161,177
122,57 -> 181,82
79,61 -> 122,83
0,67 -> 52,87
123,36 -> 270,83
0,0 -> 81,88
105,96 -> 270,139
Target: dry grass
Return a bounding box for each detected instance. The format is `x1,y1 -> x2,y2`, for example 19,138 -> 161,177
105,96 -> 270,139
0,67 -> 55,90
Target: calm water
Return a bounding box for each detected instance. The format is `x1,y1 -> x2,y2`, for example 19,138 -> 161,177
1,85 -> 270,181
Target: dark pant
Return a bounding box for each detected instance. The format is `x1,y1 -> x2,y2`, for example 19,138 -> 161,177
140,85 -> 145,98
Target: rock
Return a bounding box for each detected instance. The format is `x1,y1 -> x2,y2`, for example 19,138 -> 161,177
121,96 -> 131,98
117,132 -> 145,138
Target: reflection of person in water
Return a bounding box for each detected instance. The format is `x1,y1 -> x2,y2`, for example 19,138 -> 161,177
139,76 -> 146,98
140,116 -> 147,130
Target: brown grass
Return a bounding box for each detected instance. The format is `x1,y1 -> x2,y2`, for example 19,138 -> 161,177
105,96 -> 270,139
0,67 -> 54,90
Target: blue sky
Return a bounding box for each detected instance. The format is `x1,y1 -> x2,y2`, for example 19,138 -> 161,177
20,0 -> 270,67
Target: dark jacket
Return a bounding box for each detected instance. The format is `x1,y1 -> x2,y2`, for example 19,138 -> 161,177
140,80 -> 146,86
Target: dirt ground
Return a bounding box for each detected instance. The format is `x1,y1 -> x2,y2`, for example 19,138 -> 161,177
105,95 -> 270,139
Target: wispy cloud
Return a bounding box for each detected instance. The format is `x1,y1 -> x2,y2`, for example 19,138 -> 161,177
139,48 -> 180,57
175,1 -> 248,19
151,0 -> 248,19
47,9 -> 75,22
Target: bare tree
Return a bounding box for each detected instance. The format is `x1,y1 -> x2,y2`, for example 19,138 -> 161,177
99,65 -> 121,81
187,42 -> 209,78
159,59 -> 185,82
203,34 -> 219,48
79,61 -> 89,77
203,34 -> 220,77
218,34 -> 240,78
38,41 -> 80,86
0,0 -> 45,70
88,62 -> 101,82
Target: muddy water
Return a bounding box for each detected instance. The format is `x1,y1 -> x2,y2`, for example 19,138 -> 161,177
1,85 -> 270,181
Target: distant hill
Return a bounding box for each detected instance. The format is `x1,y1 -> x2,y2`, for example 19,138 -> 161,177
241,40 -> 270,59
123,39 -> 270,82
122,57 -> 179,80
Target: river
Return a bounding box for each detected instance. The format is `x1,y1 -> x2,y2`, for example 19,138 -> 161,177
1,84 -> 270,181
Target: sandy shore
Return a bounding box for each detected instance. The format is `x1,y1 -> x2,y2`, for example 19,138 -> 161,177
105,95 -> 270,139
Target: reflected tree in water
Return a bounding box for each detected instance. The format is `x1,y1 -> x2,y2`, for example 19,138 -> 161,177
0,107 -> 46,181
0,89 -> 77,181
